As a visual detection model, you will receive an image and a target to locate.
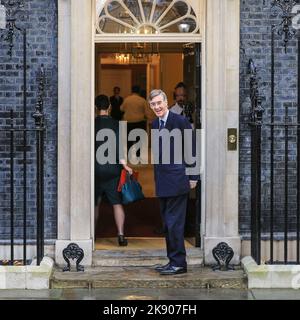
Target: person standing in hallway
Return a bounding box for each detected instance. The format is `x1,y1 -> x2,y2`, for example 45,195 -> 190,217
120,85 -> 154,154
170,82 -> 195,125
95,94 -> 132,246
110,86 -> 124,121
149,89 -> 199,275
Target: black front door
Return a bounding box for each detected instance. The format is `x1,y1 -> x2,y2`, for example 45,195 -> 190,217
183,43 -> 202,247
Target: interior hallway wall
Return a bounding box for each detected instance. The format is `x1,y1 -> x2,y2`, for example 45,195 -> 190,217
158,53 -> 184,104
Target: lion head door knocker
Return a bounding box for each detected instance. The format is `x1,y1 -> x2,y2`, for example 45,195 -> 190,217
212,242 -> 235,271
62,243 -> 84,272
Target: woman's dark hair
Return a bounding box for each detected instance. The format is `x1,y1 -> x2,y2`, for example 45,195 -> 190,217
95,94 -> 110,110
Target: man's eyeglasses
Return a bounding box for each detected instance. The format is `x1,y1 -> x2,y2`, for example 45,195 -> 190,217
150,100 -> 164,108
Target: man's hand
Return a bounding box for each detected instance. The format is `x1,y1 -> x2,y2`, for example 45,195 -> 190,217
189,180 -> 198,189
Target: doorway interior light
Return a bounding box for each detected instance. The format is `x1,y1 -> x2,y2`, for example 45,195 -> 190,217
178,23 -> 190,33
114,42 -> 158,64
115,53 -> 130,64
114,52 -> 151,64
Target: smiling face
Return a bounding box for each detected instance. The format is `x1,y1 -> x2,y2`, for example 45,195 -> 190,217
149,94 -> 169,118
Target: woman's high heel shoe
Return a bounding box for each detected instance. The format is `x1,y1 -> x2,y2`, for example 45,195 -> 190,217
118,235 -> 128,246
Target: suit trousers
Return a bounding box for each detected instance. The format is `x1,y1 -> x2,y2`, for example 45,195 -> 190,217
159,193 -> 188,268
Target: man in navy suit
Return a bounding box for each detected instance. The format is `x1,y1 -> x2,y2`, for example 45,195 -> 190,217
148,89 -> 199,275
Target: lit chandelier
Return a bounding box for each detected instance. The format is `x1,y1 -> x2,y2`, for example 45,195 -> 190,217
114,42 -> 154,64
115,53 -> 130,63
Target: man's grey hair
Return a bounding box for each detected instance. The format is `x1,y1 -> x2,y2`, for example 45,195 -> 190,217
148,89 -> 168,103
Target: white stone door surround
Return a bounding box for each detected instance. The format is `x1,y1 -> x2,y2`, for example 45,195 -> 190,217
55,0 -> 241,266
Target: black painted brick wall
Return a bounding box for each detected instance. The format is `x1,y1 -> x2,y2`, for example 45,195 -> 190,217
0,0 -> 57,241
239,0 -> 299,236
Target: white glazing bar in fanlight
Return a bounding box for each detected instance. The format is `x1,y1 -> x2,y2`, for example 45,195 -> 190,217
160,15 -> 198,33
138,0 -> 146,23
100,14 -> 134,31
96,0 -> 106,17
104,1 -> 137,28
155,0 -> 177,26
149,0 -> 157,24
159,14 -> 189,30
118,0 -> 141,26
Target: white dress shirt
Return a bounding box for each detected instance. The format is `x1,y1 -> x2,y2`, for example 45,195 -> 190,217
159,110 -> 169,125
170,103 -> 183,115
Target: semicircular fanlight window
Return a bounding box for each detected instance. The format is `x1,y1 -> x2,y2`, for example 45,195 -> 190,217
96,0 -> 200,34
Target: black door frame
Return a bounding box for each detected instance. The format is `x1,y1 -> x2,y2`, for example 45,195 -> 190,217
183,42 -> 202,247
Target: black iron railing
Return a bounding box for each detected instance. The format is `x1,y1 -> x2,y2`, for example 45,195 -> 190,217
0,1 -> 46,266
249,0 -> 300,265
0,66 -> 46,266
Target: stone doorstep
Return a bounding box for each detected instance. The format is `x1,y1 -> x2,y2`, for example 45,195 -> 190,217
242,256 -> 300,289
0,257 -> 54,290
91,248 -> 204,267
50,266 -> 247,289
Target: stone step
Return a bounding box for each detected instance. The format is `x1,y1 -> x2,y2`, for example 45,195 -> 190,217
50,265 -> 247,289
92,248 -> 203,267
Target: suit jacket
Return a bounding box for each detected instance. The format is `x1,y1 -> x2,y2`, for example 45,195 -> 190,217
152,111 -> 199,198
110,96 -> 124,121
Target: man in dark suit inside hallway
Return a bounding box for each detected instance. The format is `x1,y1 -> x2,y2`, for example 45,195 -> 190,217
109,86 -> 124,121
149,89 -> 200,275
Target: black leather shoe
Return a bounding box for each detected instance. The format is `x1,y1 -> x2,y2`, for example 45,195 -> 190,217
118,235 -> 128,246
159,265 -> 187,275
154,263 -> 170,272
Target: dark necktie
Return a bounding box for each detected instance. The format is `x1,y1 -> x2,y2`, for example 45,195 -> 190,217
159,120 -> 165,130
159,120 -> 165,163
